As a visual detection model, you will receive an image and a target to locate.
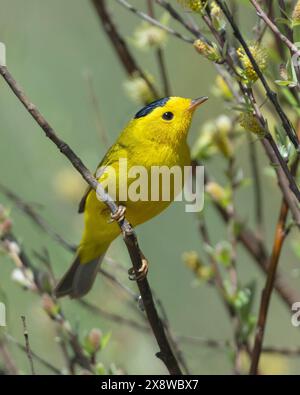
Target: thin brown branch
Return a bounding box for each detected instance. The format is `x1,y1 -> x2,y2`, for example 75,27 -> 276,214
0,183 -> 76,252
83,71 -> 110,148
261,138 -> 300,229
78,299 -> 149,332
147,0 -> 171,96
113,0 -> 194,44
263,345 -> 300,356
1,231 -> 92,373
0,340 -> 19,375
91,0 -> 159,102
265,132 -> 300,202
155,0 -> 210,43
249,199 -> 289,375
241,73 -> 300,205
250,0 -> 299,55
216,0 -> 300,151
1,184 -> 185,359
197,5 -> 300,214
5,335 -> 61,375
179,334 -> 300,356
21,316 -> 36,375
200,164 -> 300,309
0,65 -> 182,375
198,215 -> 245,374
247,136 -> 264,238
198,217 -> 226,295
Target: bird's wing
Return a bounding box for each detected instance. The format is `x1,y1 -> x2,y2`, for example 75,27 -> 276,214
78,142 -> 128,213
78,186 -> 91,213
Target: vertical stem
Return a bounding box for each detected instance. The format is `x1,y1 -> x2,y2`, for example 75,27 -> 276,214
247,135 -> 264,238
249,200 -> 288,375
92,0 -> 159,101
147,0 -> 171,96
21,316 -> 36,375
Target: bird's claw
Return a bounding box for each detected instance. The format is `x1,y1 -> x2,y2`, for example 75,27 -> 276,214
108,205 -> 126,223
128,258 -> 148,281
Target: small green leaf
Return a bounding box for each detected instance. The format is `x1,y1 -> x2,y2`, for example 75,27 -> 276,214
214,241 -> 232,268
274,80 -> 296,87
101,332 -> 111,350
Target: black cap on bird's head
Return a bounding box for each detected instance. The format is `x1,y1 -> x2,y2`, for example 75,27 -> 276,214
134,96 -> 208,119
134,97 -> 170,119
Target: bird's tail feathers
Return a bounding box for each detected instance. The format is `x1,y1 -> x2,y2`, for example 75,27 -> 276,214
54,253 -> 105,299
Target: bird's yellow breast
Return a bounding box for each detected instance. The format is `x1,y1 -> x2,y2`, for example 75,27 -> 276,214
86,140 -> 190,228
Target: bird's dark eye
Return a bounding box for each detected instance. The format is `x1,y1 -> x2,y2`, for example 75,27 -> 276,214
162,112 -> 174,121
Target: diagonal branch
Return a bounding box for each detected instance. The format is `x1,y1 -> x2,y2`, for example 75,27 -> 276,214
199,164 -> 300,309
113,0 -> 194,43
21,316 -> 36,375
250,0 -> 300,55
249,199 -> 289,375
216,0 -> 300,151
155,0 -> 210,43
147,0 -> 171,96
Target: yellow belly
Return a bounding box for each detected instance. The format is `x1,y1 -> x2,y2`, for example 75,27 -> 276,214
79,142 -> 190,263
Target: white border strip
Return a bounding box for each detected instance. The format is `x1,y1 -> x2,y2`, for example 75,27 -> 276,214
0,42 -> 6,66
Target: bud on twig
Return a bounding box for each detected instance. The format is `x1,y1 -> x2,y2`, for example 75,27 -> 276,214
237,43 -> 267,83
88,329 -> 102,352
292,1 -> 300,26
194,39 -> 222,63
205,181 -> 231,208
239,112 -> 265,137
177,0 -> 205,12
42,294 -> 61,320
210,1 -> 226,30
132,17 -> 168,50
123,73 -> 155,104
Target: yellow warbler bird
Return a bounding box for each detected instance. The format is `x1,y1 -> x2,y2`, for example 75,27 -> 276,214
55,96 -> 207,298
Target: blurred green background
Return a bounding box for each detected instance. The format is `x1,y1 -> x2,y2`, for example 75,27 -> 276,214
0,0 -> 300,374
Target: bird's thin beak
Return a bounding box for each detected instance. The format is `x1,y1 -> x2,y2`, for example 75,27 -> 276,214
188,96 -> 208,111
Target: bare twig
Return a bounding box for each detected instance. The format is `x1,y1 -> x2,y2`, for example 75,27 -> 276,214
247,136 -> 264,238
0,183 -> 76,252
179,335 -> 300,357
261,138 -> 300,229
4,186 -> 189,372
198,217 -> 227,295
91,0 -> 159,101
249,199 -> 289,375
263,345 -> 300,356
83,71 -> 110,148
178,335 -> 229,349
155,0 -> 210,43
250,0 -> 300,55
113,0 -> 194,43
200,164 -> 300,309
21,316 -> 36,375
78,299 -> 149,332
0,65 -> 182,375
0,340 -> 19,375
5,334 -> 61,375
252,0 -> 300,89
216,0 -> 300,151
147,0 -> 171,96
